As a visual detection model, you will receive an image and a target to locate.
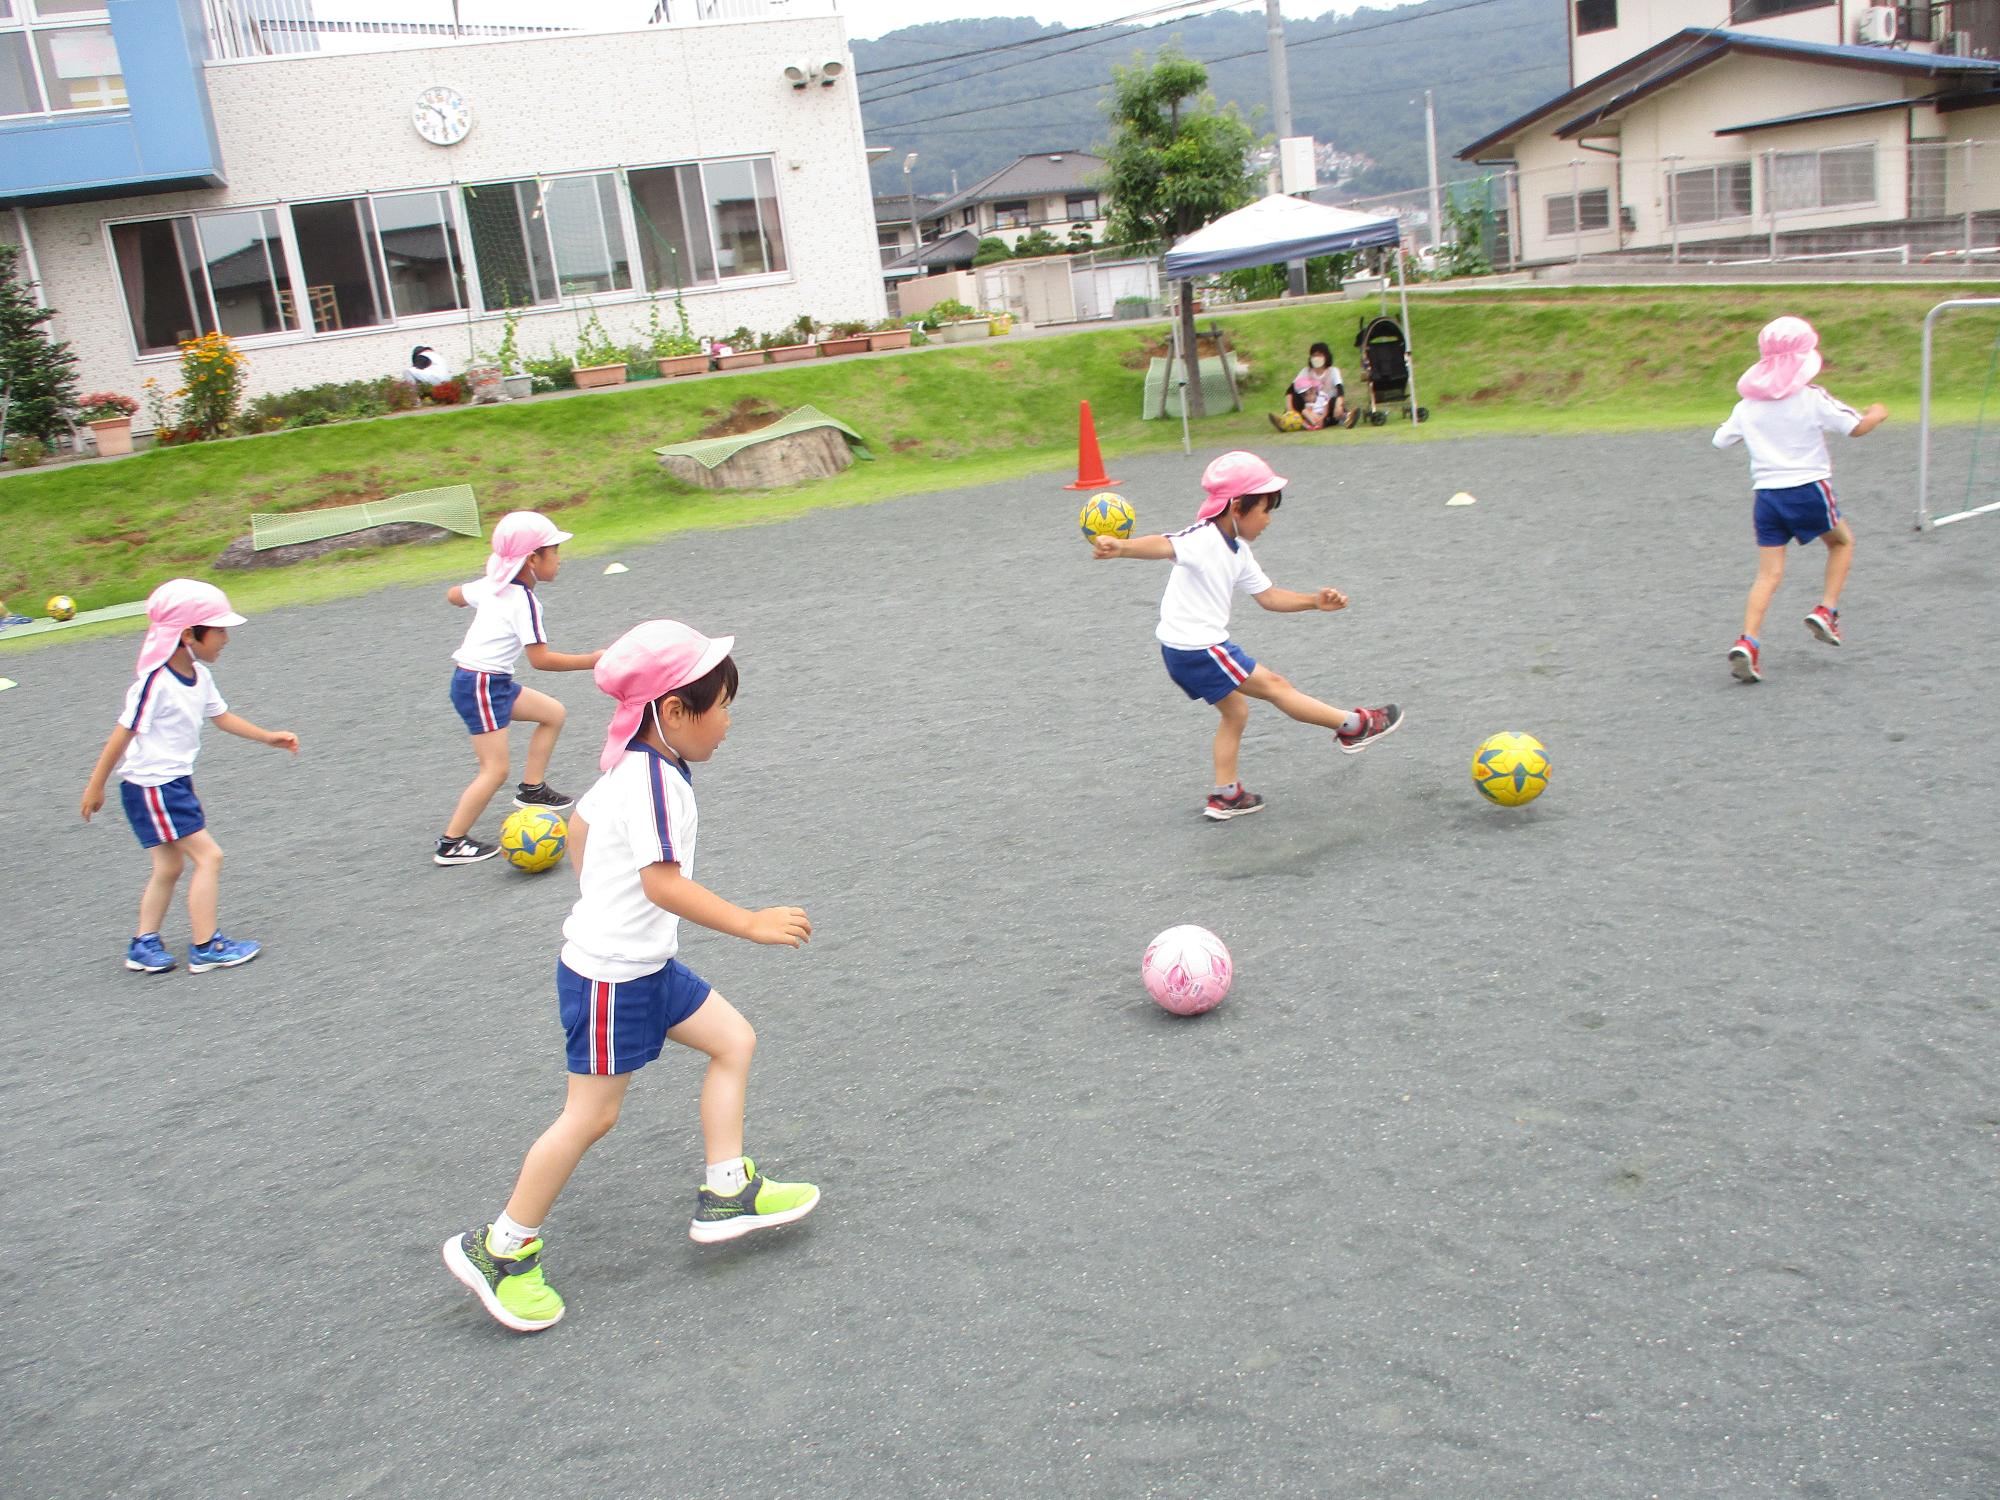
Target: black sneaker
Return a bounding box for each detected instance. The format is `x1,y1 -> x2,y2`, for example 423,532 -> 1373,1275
434,834 -> 501,866
1203,786 -> 1265,821
512,781 -> 575,811
1336,704 -> 1405,754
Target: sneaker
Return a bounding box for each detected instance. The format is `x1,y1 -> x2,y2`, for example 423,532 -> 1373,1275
512,781 -> 575,811
434,834 -> 501,866
1336,704 -> 1405,754
188,932 -> 259,972
689,1159 -> 821,1244
1342,409 -> 1360,429
1805,605 -> 1841,646
1729,636 -> 1762,683
1203,786 -> 1265,821
125,933 -> 176,973
442,1226 -> 565,1333
0,612 -> 31,630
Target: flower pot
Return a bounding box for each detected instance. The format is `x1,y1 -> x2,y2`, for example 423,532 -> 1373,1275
764,343 -> 820,364
866,328 -> 914,352
573,362 -> 628,389
86,417 -> 134,456
466,362 -> 505,404
502,373 -> 534,400
712,350 -> 766,371
818,335 -> 870,358
988,316 -> 1014,336
657,353 -> 710,378
939,320 -> 991,344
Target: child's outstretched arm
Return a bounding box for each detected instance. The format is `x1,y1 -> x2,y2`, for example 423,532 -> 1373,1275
80,724 -> 135,820
211,713 -> 300,753
640,862 -> 811,948
524,643 -> 605,673
446,584 -> 468,607
1253,585 -> 1348,614
1093,534 -> 1175,561
1851,402 -> 1888,436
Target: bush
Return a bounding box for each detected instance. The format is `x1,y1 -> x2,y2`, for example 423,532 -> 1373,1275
4,434 -> 47,467
425,379 -> 464,406
573,312 -> 624,369
246,377 -> 414,428
972,236 -> 1012,267
523,354 -> 574,393
77,391 -> 139,422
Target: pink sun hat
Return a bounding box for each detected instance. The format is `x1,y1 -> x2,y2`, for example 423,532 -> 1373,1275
595,619 -> 736,771
1197,451 -> 1288,521
133,579 -> 245,678
1737,316 -> 1823,402
483,509 -> 574,586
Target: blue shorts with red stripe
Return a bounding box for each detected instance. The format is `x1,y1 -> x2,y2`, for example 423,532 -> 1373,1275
558,957 -> 711,1076
120,776 -> 205,849
1161,640 -> 1257,704
1754,480 -> 1842,548
449,666 -> 520,735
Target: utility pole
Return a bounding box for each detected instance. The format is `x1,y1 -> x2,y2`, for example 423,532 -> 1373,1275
903,152 -> 920,258
1424,88 -> 1443,252
1266,0 -> 1306,297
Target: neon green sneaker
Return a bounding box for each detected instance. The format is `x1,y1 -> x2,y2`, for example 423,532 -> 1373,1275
442,1225 -> 565,1332
689,1158 -> 821,1244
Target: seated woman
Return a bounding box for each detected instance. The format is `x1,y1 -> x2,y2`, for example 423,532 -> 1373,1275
1270,342 -> 1353,432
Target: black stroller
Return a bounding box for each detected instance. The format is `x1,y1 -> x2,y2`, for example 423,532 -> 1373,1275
1353,316 -> 1429,425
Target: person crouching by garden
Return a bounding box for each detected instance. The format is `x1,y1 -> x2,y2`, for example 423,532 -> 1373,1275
1270,342 -> 1352,433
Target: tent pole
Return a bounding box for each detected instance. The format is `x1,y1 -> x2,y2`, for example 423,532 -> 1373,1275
1396,240 -> 1419,423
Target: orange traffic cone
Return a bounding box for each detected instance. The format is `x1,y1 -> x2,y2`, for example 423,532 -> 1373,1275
1063,400 -> 1120,491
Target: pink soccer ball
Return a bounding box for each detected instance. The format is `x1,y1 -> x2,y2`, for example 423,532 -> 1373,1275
1142,925 -> 1233,1016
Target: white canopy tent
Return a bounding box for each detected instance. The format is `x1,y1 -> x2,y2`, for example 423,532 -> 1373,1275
1160,194 -> 1415,445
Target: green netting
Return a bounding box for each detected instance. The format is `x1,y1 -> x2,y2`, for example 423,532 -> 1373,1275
653,405 -> 871,471
1142,355 -> 1243,420
251,485 -> 482,551
0,599 -> 149,639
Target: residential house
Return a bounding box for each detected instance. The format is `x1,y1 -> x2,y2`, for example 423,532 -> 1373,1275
918,150 -> 1109,253
874,191 -> 946,266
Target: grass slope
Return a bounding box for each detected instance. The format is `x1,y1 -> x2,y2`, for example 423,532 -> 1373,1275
4,283 -> 1994,626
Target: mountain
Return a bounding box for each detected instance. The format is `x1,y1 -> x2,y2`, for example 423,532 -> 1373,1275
857,0 -> 1568,206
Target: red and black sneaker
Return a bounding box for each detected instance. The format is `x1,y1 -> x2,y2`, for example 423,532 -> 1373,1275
1336,704 -> 1404,754
1203,786 -> 1265,821
1728,636 -> 1762,682
1805,605 -> 1841,646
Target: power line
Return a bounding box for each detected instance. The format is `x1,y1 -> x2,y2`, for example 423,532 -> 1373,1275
855,0 -> 1241,87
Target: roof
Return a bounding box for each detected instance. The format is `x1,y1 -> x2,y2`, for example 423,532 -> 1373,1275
1715,97 -> 1919,136
1458,29 -> 2000,160
883,227 -> 978,274
927,151 -> 1104,219
874,192 -> 946,225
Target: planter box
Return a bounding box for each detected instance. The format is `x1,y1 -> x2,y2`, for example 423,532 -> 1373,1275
866,328 -> 914,352
501,373 -> 534,400
86,417 -> 134,457
712,350 -> 766,371
939,320 -> 992,344
657,353 -> 710,378
818,335 -> 871,358
573,362 -> 628,389
764,343 -> 820,364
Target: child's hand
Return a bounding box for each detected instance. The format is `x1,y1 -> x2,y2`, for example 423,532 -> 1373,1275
266,730 -> 300,753
589,649 -> 605,667
1091,535 -> 1122,559
746,906 -> 812,947
1865,402 -> 1888,422
1315,587 -> 1349,612
80,786 -> 103,822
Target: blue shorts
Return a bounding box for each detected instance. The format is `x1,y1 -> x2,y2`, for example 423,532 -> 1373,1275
120,776 -> 205,849
1161,641 -> 1257,704
1753,480 -> 1842,548
558,957 -> 711,1076
450,667 -> 519,735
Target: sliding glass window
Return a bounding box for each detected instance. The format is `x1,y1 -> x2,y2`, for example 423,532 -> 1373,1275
0,3 -> 123,117
462,173 -> 633,308
625,157 -> 788,292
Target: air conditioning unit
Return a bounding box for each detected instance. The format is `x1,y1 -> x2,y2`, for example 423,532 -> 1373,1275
1941,29 -> 1972,55
1858,5 -> 1897,44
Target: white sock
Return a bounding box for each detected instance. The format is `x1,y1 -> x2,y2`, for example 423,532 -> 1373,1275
1338,710 -> 1364,734
706,1157 -> 749,1196
488,1211 -> 539,1256
1213,782 -> 1239,798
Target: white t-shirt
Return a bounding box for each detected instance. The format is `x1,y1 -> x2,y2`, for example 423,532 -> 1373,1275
116,661 -> 227,786
452,577 -> 548,675
1713,385 -> 1861,489
561,745 -> 700,983
1155,521 -> 1273,649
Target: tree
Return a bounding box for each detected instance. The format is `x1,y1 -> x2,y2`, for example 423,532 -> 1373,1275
1066,225 -> 1096,254
0,244 -> 79,446
1011,227 -> 1062,258
1098,47 -> 1259,418
972,236 -> 1013,267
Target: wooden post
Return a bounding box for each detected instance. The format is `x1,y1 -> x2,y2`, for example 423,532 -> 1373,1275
1178,279 -> 1205,420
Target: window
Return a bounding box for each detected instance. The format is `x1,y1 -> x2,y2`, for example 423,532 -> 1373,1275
372,190 -> 467,318
191,208 -> 297,337
0,0 -> 122,116
1545,188 -> 1611,236
110,219 -> 208,355
109,207 -> 294,353
1575,0 -> 1616,34
624,157 -> 787,290
1669,162 -> 1754,224
993,200 -> 1031,228
462,172 -> 634,306
1728,0 -> 1829,18
291,198 -> 391,333
1765,144 -> 1876,214
628,164 -> 714,288
1066,193 -> 1100,221
704,157 -> 785,278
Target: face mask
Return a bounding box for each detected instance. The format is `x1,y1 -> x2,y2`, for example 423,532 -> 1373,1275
1310,358 -> 1326,369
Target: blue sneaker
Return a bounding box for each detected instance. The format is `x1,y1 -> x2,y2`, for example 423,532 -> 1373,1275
188,932 -> 260,972
0,612 -> 31,631
125,933 -> 176,973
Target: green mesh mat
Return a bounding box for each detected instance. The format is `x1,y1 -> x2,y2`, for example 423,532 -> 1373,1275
1142,355 -> 1243,420
0,599 -> 149,639
251,484 -> 482,551
653,405 -> 871,470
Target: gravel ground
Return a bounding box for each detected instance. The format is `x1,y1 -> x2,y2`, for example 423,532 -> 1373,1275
3,425 -> 1995,1500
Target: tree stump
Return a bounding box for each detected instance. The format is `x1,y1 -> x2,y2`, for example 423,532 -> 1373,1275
658,425 -> 854,491
214,521 -> 452,569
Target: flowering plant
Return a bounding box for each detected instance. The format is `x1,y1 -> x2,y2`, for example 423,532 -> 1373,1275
176,332 -> 248,439
77,391 -> 139,422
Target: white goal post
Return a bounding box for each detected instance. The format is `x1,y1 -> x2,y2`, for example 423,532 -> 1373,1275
1917,296 -> 2000,530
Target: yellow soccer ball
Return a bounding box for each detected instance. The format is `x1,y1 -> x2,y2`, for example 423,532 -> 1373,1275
500,807 -> 568,872
1472,731 -> 1550,808
46,595 -> 77,621
1275,408 -> 1306,432
1079,491 -> 1136,541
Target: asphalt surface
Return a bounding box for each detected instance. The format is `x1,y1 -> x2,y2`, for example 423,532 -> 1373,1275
3,425 -> 1996,1499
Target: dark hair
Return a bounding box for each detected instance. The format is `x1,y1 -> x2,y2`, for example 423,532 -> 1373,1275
188,624 -> 214,642
1233,491 -> 1282,516
661,654 -> 738,717
1308,342 -> 1333,364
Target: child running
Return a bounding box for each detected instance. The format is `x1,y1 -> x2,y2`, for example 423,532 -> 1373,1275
79,579 -> 298,973
1713,316 -> 1886,683
436,510 -> 601,865
1093,450 -> 1403,820
443,620 -> 818,1333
